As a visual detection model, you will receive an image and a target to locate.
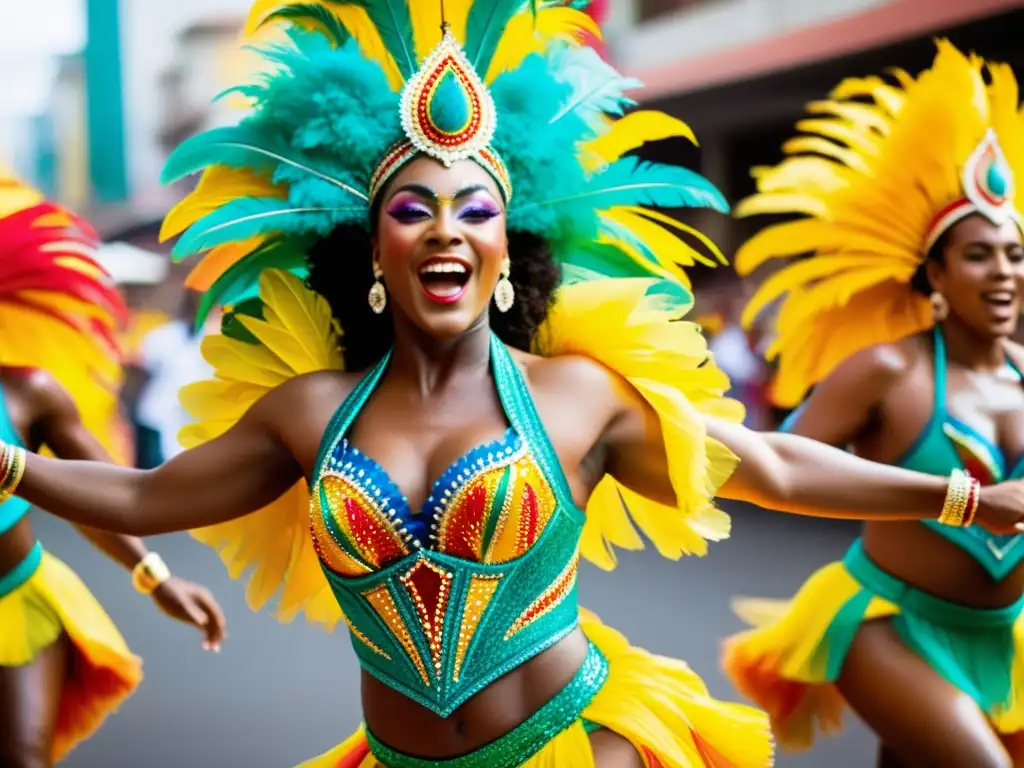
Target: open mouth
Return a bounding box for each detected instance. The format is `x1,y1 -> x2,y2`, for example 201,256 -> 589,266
982,290 -> 1017,318
417,256 -> 472,304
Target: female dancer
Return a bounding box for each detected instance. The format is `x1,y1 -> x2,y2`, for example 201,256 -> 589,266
0,176 -> 226,768
8,7 -> 1024,766
724,42 -> 1024,767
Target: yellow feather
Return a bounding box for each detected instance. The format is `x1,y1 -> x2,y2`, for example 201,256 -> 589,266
485,6 -> 600,83
182,269 -> 343,628
794,118 -> 882,157
534,278 -> 742,567
161,166 -> 285,242
595,230 -> 689,287
602,208 -> 714,280
410,0 -> 471,61
628,206 -> 728,265
244,1 -> 404,90
806,99 -> 891,136
733,192 -> 830,220
781,136 -> 870,174
582,111 -> 696,172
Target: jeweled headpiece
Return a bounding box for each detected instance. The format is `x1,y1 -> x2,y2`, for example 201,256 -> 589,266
734,40 -> 1024,407
369,28 -> 511,202
160,0 -> 730,326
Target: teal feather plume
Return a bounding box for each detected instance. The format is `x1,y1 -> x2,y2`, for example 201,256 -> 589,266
196,238 -> 312,329
258,3 -> 352,46
162,126 -> 369,203
344,0 -> 416,76
522,157 -> 730,213
172,198 -> 360,258
548,46 -> 641,129
465,0 -> 534,75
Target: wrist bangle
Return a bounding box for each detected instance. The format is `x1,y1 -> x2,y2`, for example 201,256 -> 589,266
132,552 -> 171,595
962,475 -> 980,528
0,441 -> 26,502
938,468 -> 973,527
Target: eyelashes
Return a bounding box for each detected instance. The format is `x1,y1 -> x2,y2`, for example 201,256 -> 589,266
385,202 -> 501,223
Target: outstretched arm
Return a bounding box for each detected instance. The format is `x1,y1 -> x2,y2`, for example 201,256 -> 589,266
25,373 -> 227,646
599,370 -> 1024,533
13,380 -> 303,537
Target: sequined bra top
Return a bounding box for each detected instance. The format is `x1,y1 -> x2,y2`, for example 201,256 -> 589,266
898,327 -> 1024,580
308,336 -> 583,717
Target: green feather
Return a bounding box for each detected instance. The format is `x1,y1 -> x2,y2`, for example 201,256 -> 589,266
221,297 -> 266,345
161,126 -> 369,204
465,0 -> 534,74
172,198 -> 361,259
521,157 -> 730,213
259,4 -> 352,46
196,239 -> 311,329
343,0 -> 416,77
559,242 -> 662,280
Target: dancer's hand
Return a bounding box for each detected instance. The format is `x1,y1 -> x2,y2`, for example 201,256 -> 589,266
151,577 -> 227,651
974,482 -> 1024,535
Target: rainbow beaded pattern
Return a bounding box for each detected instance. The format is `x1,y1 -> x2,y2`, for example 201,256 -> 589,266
308,336 -> 584,716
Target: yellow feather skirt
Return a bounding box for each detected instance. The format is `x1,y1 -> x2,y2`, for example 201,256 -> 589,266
0,548 -> 142,763
723,545 -> 1024,752
300,609 -> 773,768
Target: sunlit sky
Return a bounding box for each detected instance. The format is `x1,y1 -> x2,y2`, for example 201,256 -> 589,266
0,0 -> 85,117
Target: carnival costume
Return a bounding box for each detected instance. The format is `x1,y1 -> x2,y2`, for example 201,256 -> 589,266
0,172 -> 141,762
159,0 -> 771,766
722,41 -> 1024,750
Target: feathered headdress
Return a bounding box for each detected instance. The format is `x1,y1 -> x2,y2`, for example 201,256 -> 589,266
160,0 -> 730,326
735,40 -> 1024,407
0,171 -> 130,460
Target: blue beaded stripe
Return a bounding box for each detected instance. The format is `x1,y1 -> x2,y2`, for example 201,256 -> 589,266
0,540 -> 43,598
365,642 -> 609,768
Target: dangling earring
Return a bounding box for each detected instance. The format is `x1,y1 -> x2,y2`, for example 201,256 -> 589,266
368,265 -> 387,314
930,290 -> 948,323
494,258 -> 514,313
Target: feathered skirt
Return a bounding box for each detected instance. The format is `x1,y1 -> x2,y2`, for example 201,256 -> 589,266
0,542 -> 142,763
723,539 -> 1024,751
300,609 -> 773,768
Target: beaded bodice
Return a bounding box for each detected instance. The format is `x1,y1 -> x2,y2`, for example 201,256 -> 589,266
308,336 -> 583,716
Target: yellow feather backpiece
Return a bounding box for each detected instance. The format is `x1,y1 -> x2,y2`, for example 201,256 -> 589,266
736,40 -> 1024,407
179,270 -> 343,628
534,278 -> 744,568
179,271 -> 743,626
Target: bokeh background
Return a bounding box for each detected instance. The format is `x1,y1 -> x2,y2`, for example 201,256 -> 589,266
3,1 -> 1023,765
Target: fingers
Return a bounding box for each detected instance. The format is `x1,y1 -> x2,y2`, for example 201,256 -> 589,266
190,587 -> 227,651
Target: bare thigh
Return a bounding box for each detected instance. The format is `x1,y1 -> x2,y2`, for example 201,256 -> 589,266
589,728 -> 646,767
0,634 -> 70,768
837,619 -> 1011,768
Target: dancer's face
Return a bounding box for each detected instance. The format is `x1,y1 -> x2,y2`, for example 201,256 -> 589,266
373,157 -> 507,340
928,215 -> 1024,338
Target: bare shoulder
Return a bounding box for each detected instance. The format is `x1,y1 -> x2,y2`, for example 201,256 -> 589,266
512,349 -> 624,402
825,336 -> 922,388
253,368 -> 363,418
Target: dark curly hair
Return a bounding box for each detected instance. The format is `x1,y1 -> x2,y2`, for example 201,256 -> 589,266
306,219 -> 561,372
910,226 -> 954,296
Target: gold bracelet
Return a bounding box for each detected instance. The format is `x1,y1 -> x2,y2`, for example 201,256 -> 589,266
0,442 -> 26,503
938,468 -> 972,527
131,552 -> 172,595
